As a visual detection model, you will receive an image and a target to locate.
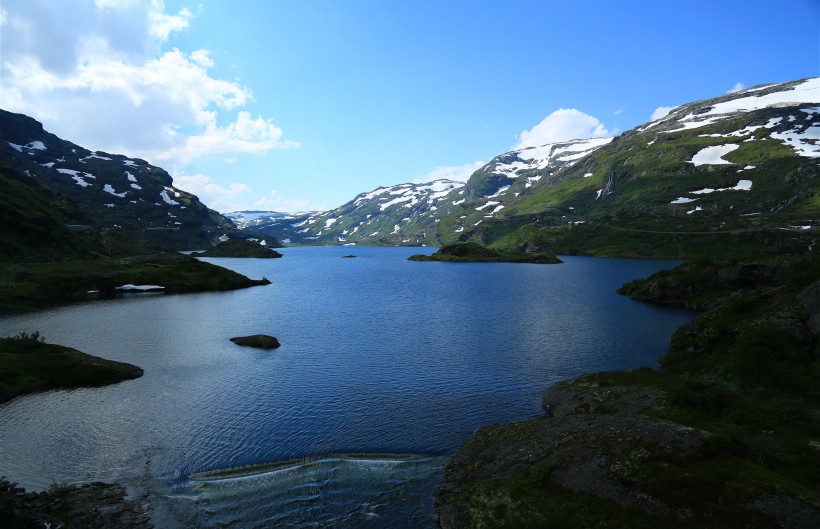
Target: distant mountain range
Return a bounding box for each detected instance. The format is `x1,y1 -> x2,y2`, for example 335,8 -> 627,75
2,77 -> 817,259
230,77 -> 819,257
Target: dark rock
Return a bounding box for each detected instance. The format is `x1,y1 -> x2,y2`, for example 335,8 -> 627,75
230,334 -> 281,349
797,279 -> 820,345
542,379 -> 665,417
436,408 -> 705,528
0,480 -> 152,529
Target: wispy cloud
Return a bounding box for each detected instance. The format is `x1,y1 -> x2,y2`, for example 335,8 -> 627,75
254,190 -> 313,213
515,109 -> 611,150
651,106 -> 677,121
414,161 -> 485,183
0,0 -> 296,171
173,173 -> 252,213
727,82 -> 746,93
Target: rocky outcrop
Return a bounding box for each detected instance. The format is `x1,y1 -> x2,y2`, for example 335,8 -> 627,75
0,480 -> 152,529
436,377 -> 820,529
436,380 -> 706,529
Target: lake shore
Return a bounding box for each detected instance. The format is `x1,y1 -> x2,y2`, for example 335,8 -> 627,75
436,254 -> 820,528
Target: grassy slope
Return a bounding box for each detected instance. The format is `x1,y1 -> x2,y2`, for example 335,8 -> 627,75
441,107 -> 818,259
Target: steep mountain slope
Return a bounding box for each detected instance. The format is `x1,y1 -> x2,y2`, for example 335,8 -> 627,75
444,78 -> 819,257
0,109 -> 232,248
0,161 -> 97,260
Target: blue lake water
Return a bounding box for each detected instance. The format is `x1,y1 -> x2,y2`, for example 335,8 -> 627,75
0,247 -> 694,527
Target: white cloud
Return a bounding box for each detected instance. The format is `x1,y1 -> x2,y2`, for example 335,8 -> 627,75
174,174 -> 313,213
614,108 -> 624,117
173,173 -> 253,213
651,106 -> 677,121
190,49 -> 214,68
515,109 -> 611,150
148,1 -> 193,41
727,82 -> 746,93
0,0 -> 295,171
254,190 -> 313,213
414,161 -> 485,183
154,111 -> 299,165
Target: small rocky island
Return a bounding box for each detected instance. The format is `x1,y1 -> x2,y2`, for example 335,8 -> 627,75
408,242 -> 562,264
230,334 -> 281,349
193,239 -> 283,258
0,332 -> 143,403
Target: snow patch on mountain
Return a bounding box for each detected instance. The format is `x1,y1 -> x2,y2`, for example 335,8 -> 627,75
644,78 -> 820,134
103,184 -> 127,197
490,137 -> 613,180
160,189 -> 179,205
690,144 -> 740,166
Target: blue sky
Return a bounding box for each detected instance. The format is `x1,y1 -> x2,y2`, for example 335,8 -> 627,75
2,0 -> 818,212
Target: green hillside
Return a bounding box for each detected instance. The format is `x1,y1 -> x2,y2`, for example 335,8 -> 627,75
442,78 -> 819,259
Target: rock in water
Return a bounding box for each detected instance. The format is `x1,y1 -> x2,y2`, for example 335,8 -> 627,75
230,335 -> 281,349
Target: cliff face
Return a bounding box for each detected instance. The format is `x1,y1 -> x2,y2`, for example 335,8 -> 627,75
436,255 -> 820,529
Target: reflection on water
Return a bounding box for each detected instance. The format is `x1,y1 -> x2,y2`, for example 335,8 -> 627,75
0,247 -> 694,527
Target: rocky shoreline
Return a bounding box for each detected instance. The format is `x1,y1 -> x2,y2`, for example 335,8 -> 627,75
436,255 -> 820,528
0,480 -> 152,529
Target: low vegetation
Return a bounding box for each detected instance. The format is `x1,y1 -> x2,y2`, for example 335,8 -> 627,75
193,238 -> 283,258
0,253 -> 271,312
408,242 -> 562,263
0,331 -> 143,403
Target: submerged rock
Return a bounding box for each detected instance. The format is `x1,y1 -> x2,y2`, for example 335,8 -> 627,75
229,334 -> 281,349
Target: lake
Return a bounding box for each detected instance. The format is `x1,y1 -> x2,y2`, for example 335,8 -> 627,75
0,247 -> 694,528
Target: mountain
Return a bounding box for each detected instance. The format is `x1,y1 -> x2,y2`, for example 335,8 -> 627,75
228,139 -> 615,247
441,77 -> 819,257
222,77 -> 818,258
228,179 -> 467,245
0,109 -> 233,248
